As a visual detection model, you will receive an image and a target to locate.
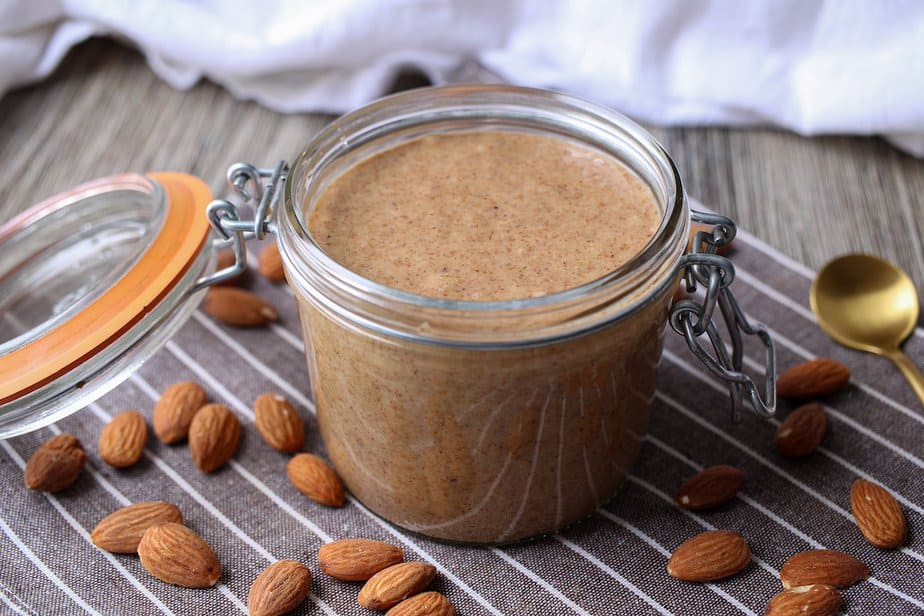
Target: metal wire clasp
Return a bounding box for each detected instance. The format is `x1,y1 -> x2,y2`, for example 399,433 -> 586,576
670,210 -> 777,420
192,161 -> 289,292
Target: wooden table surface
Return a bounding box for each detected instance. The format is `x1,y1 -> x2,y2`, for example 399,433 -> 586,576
2,39 -> 922,296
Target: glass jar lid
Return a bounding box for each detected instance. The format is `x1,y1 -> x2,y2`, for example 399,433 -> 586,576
0,172 -> 213,437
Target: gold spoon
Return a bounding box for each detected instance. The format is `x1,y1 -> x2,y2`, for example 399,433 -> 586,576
810,254 -> 924,406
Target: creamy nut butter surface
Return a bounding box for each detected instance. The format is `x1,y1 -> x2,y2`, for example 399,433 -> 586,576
300,130 -> 670,543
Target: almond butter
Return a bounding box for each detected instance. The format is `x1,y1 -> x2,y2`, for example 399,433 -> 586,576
258,243 -> 286,282
667,530 -> 751,582
91,501 -> 183,554
287,453 -> 345,507
850,479 -> 907,549
138,523 -> 221,588
386,591 -> 455,616
214,249 -> 246,286
24,433 -> 86,493
358,562 -> 437,611
318,539 -> 405,581
675,465 -> 744,510
766,584 -> 841,616
775,403 -> 827,458
254,393 -> 305,453
153,381 -> 207,445
776,358 -> 850,399
98,410 -> 147,468
247,560 -> 312,616
780,550 -> 868,589
203,287 -> 278,327
188,403 -> 241,473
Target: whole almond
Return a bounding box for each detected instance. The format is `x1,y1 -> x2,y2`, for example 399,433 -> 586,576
258,243 -> 286,282
287,453 -> 345,507
254,393 -> 305,453
667,530 -> 751,582
776,359 -> 850,399
203,287 -> 278,327
153,381 -> 207,444
766,584 -> 841,616
91,501 -> 183,554
98,410 -> 147,468
386,591 -> 455,616
24,433 -> 86,492
188,403 -> 241,473
248,560 -> 312,616
318,539 -> 405,581
775,403 -> 827,458
850,479 -> 907,549
214,249 -> 246,287
138,523 -> 221,588
358,562 -> 437,611
780,550 -> 868,589
675,465 -> 744,510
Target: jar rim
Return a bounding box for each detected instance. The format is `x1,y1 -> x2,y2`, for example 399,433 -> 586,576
277,85 -> 688,345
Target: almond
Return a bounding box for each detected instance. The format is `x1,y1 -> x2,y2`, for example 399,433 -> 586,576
203,287 -> 278,327
214,249 -> 246,287
318,539 -> 405,581
780,550 -> 868,589
766,584 -> 841,616
24,433 -> 86,492
287,453 -> 345,507
98,410 -> 147,468
258,243 -> 286,283
248,560 -> 312,616
386,591 -> 455,616
776,358 -> 850,399
254,393 -> 305,453
91,501 -> 183,554
775,403 -> 827,458
689,222 -> 732,256
850,479 -> 907,549
667,530 -> 751,582
358,562 -> 437,611
138,523 -> 221,588
188,403 -> 241,473
153,381 -> 207,444
675,465 -> 744,510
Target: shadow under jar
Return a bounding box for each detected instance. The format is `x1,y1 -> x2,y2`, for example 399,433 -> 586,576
271,85 -> 767,544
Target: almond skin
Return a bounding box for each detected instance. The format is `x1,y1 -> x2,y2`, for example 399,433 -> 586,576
254,393 -> 305,453
248,560 -> 312,616
153,381 -> 207,445
850,479 -> 907,549
386,591 -> 455,616
318,539 -> 405,581
766,584 -> 841,616
776,359 -> 850,399
287,453 -> 345,507
138,523 -> 221,588
91,501 -> 183,554
667,530 -> 751,582
675,465 -> 744,510
780,550 -> 868,589
775,403 -> 827,458
258,243 -> 286,282
188,403 -> 241,473
98,410 -> 147,468
358,562 -> 437,611
203,287 -> 278,327
24,434 -> 86,492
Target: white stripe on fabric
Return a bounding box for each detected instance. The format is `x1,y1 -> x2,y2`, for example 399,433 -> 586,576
487,549 -> 590,616
0,578 -> 33,616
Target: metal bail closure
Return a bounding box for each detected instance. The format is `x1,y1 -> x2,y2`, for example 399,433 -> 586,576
193,161 -> 290,291
670,210 -> 777,421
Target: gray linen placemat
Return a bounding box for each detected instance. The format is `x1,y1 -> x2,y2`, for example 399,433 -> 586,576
1,226 -> 922,615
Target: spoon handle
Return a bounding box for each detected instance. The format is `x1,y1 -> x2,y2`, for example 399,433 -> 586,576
887,349 -> 924,408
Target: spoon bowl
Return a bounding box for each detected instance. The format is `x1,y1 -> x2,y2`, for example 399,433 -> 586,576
810,254 -> 924,406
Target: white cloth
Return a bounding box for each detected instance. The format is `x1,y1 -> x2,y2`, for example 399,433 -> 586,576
3,0 -> 924,155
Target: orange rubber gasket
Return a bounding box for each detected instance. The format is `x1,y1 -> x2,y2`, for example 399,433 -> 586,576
0,173 -> 212,404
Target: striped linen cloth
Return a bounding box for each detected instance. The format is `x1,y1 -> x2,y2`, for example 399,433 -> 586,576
0,228 -> 921,616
